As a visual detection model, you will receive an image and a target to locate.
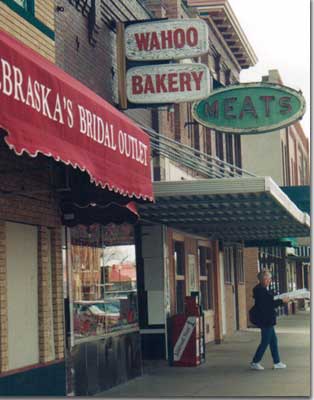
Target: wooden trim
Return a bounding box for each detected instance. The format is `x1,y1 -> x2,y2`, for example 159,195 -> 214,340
172,232 -> 185,241
1,0 -> 54,40
73,325 -> 139,345
0,221 -> 8,373
38,226 -> 54,363
50,228 -> 65,360
0,359 -> 64,378
116,22 -> 127,109
198,240 -> 211,247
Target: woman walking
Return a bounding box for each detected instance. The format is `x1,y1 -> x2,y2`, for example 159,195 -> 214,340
250,270 -> 289,370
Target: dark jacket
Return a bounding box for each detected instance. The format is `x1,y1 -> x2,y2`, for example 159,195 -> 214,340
253,284 -> 283,328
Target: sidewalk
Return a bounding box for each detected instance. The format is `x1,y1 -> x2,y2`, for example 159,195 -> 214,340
96,311 -> 311,397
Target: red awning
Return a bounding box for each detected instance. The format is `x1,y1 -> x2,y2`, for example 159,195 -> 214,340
0,29 -> 153,202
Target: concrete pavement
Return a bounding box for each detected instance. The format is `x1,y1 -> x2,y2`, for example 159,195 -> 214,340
96,311 -> 311,397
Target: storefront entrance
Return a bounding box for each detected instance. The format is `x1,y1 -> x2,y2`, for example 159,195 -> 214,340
63,223 -> 143,395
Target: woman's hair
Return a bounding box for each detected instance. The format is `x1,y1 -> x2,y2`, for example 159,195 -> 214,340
257,270 -> 272,282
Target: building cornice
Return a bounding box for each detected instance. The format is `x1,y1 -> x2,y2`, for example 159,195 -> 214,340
187,0 -> 258,69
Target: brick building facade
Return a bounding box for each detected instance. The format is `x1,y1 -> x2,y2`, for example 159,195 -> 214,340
0,0 -> 154,395
55,0 -> 153,127
0,0 -> 309,396
0,0 -> 66,395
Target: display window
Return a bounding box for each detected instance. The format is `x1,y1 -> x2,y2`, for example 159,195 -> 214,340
69,223 -> 138,341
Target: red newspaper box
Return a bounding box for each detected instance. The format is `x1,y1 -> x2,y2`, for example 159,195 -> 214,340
172,314 -> 201,367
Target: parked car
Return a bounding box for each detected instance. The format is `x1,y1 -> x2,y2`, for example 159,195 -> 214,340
74,300 -> 120,336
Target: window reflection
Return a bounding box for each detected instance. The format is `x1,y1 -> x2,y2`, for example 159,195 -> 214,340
70,224 -> 138,341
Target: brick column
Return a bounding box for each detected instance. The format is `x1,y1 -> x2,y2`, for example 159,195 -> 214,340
212,240 -> 223,343
51,227 -> 64,360
38,226 -> 54,362
0,221 -> 8,372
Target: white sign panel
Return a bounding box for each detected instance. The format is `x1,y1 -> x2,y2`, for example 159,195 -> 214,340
173,316 -> 196,361
274,289 -> 310,300
126,63 -> 210,104
125,19 -> 209,61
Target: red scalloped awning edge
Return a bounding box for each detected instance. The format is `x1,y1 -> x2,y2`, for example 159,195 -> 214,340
2,128 -> 154,203
0,29 -> 154,204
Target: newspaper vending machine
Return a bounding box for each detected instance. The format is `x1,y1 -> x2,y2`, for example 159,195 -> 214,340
169,294 -> 205,367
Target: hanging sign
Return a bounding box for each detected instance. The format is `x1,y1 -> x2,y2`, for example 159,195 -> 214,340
192,82 -> 306,134
125,19 -> 209,61
126,63 -> 210,104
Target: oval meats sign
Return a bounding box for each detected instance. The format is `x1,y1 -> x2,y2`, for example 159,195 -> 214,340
192,83 -> 306,134
126,63 -> 210,104
125,19 -> 209,61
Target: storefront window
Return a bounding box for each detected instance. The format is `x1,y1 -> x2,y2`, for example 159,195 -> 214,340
70,223 -> 138,341
224,246 -> 233,284
236,245 -> 244,284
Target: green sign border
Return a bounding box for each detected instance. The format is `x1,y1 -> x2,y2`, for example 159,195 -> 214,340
192,82 -> 306,135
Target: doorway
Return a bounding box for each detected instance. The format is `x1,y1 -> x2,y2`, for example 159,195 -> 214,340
232,246 -> 240,331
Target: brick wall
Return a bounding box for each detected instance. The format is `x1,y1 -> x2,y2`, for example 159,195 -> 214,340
35,0 -> 55,31
237,284 -> 247,329
143,0 -> 167,17
0,140 -> 64,373
55,0 -> 152,128
0,1 -> 55,62
0,0 -> 64,375
51,228 -> 65,360
0,142 -> 60,227
38,226 -> 54,363
0,221 -> 8,372
143,0 -> 243,179
244,247 -> 259,326
223,283 -> 247,334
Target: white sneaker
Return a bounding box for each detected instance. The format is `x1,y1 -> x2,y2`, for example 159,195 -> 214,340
273,362 -> 287,369
250,362 -> 264,370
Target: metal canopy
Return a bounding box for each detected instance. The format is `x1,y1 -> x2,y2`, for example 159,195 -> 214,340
281,185 -> 310,214
139,177 -> 310,241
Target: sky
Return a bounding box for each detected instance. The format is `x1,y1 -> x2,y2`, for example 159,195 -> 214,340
228,0 -> 310,137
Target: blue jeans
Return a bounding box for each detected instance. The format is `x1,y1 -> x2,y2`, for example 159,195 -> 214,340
252,326 -> 280,364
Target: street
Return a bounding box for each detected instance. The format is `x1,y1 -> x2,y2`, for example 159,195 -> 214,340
97,311 -> 310,397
